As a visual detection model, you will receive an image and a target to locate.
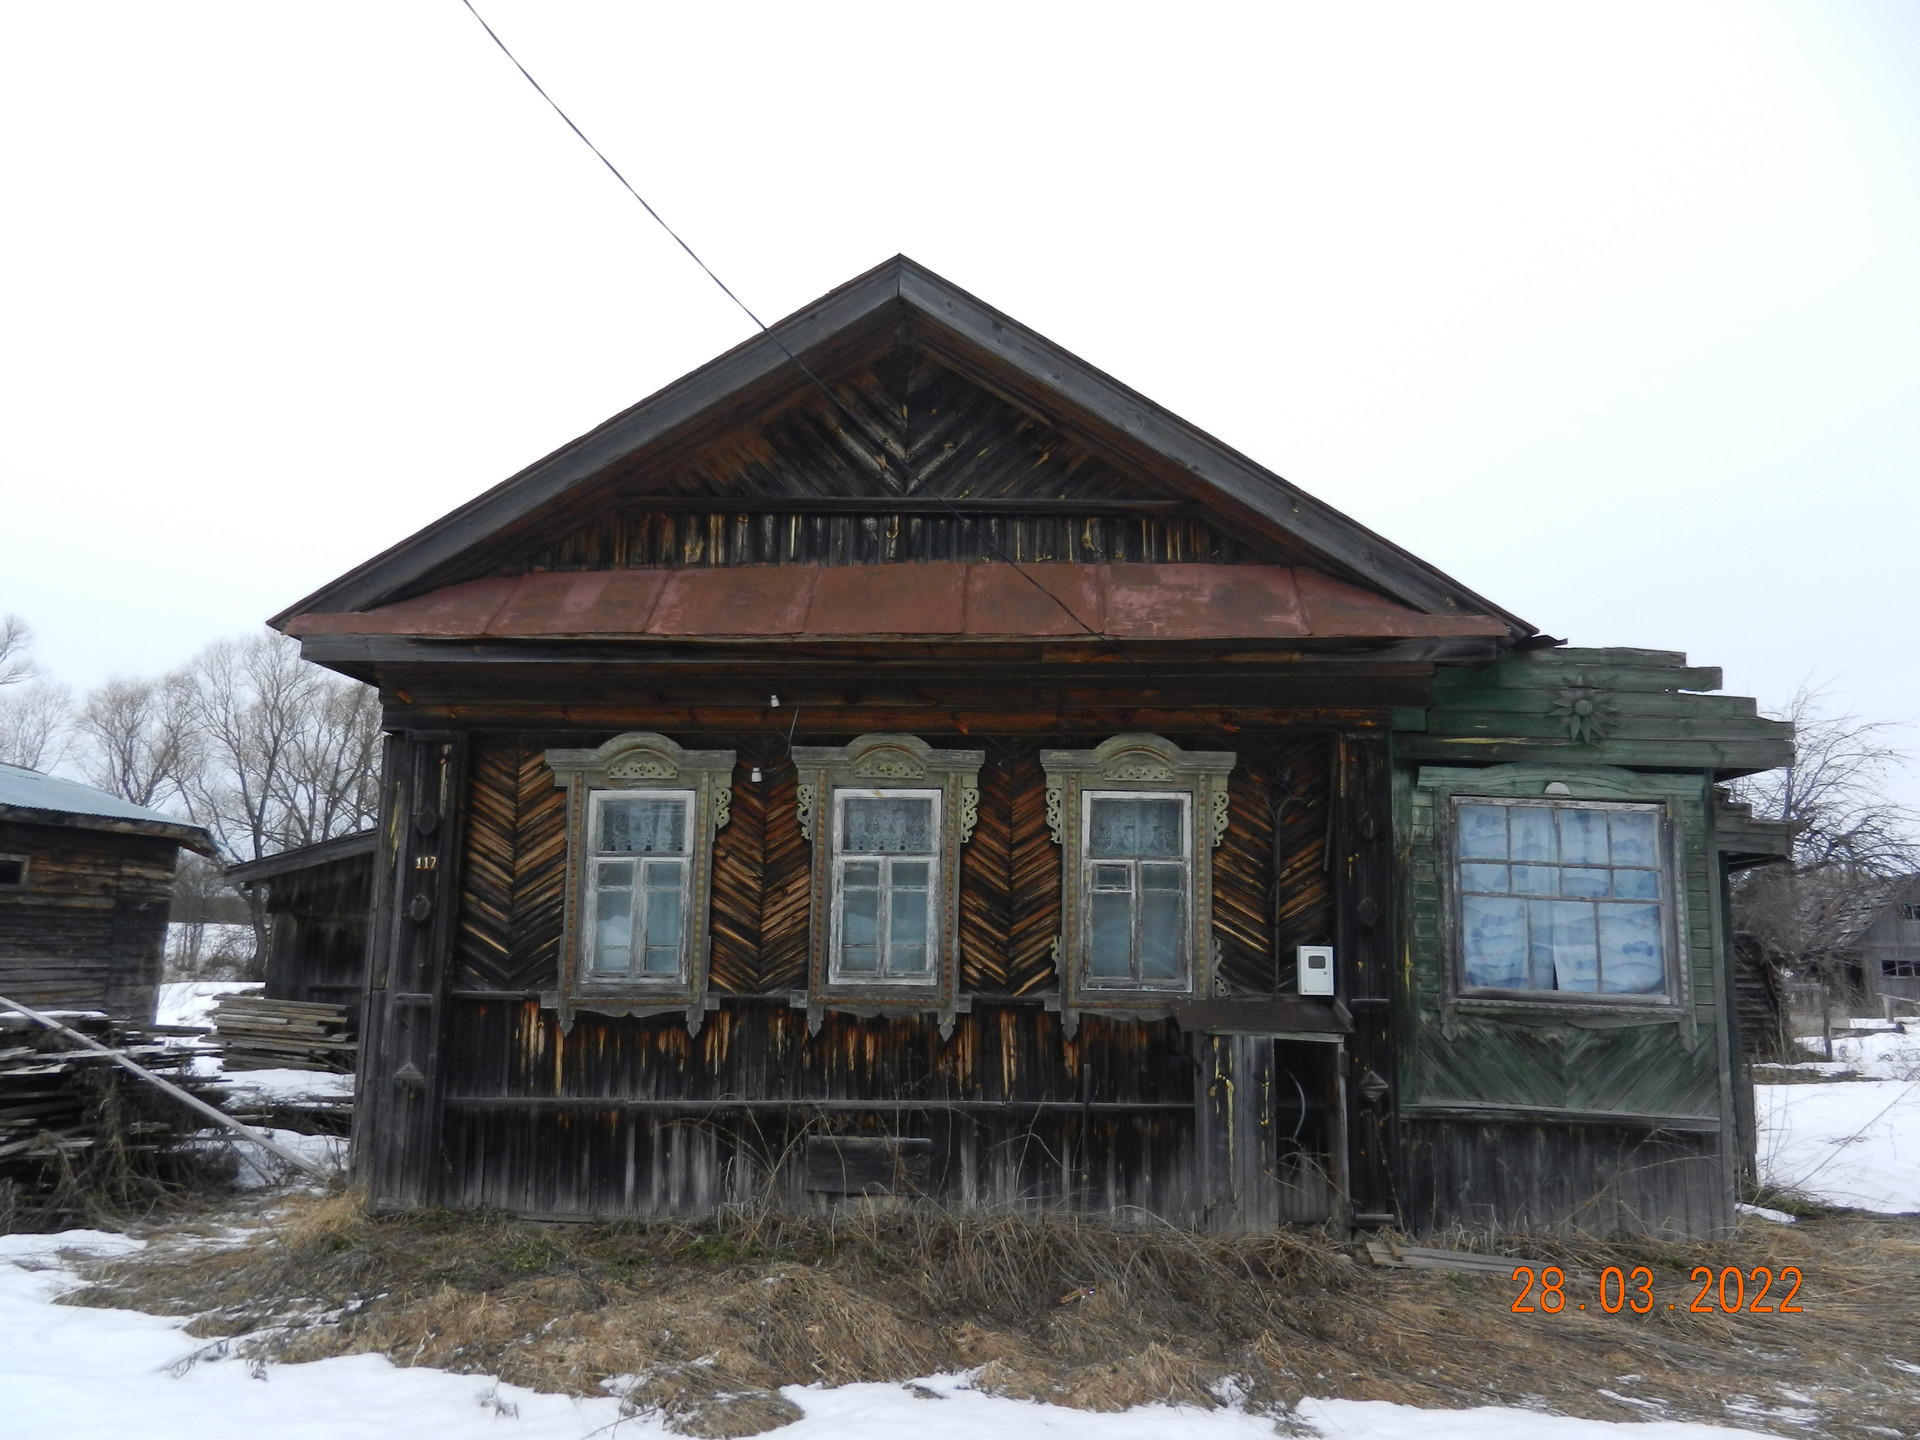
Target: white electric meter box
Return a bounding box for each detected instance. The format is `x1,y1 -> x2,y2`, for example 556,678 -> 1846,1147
1297,945 -> 1336,996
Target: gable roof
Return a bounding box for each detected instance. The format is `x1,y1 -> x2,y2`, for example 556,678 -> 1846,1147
271,257 -> 1530,638
0,763 -> 216,855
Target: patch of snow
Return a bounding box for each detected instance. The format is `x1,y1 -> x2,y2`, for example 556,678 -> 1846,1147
1734,1202 -> 1796,1225
0,1237 -> 1784,1440
154,981 -> 261,1029
1757,1079 -> 1920,1212
202,1063 -> 356,1106
181,1126 -> 347,1189
1792,1027 -> 1920,1080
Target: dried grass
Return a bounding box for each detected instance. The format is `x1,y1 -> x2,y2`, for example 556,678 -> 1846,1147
60,1193 -> 1920,1439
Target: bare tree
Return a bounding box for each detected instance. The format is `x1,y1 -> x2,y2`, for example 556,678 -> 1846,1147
0,681 -> 75,771
74,672 -> 202,809
1730,685 -> 1920,1049
0,614 -> 34,689
174,632 -> 382,954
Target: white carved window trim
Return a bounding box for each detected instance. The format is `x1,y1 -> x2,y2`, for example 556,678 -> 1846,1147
545,732 -> 735,1033
1041,734 -> 1235,1030
1079,789 -> 1194,991
791,734 -> 983,1035
828,787 -> 943,986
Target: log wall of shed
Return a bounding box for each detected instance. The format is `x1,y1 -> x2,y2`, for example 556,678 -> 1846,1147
0,819 -> 179,1022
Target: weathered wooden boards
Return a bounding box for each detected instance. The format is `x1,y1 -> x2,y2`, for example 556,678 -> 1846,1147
0,1009 -> 227,1224
211,995 -> 355,1072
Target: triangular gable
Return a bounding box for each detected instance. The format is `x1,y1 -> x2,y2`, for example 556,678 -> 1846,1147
271,257 -> 1529,635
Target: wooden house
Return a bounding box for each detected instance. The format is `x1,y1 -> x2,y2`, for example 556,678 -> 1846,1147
227,829 -> 377,1035
1834,875 -> 1920,1012
274,258 -> 1793,1236
0,762 -> 215,1022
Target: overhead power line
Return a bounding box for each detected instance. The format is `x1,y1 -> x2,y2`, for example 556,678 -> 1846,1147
455,0 -> 1102,638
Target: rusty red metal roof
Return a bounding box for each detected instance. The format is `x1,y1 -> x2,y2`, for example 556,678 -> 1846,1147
282,564 -> 1507,643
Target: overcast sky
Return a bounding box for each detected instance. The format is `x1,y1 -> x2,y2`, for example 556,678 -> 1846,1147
4,3 -> 1917,782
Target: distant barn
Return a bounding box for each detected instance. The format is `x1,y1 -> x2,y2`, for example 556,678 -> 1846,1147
228,829 -> 376,1035
0,763 -> 215,1022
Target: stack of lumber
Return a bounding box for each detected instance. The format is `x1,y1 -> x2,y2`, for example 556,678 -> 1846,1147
0,1009 -> 229,1222
211,995 -> 355,1072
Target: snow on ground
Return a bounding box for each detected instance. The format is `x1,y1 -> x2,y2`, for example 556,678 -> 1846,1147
154,980 -> 261,1029
0,1231 -> 1777,1440
1757,1023 -> 1919,1212
191,1061 -> 356,1107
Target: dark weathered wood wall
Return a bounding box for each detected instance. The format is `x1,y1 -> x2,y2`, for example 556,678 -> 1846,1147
396,725 -> 1351,1223
0,819 -> 179,1022
262,853 -> 373,1032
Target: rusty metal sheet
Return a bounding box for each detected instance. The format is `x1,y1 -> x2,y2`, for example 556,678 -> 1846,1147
648,566 -> 816,636
484,570 -> 668,636
964,563 -> 1104,636
1295,569 -> 1507,638
287,562 -> 1506,643
1100,564 -> 1309,639
281,576 -> 516,637
807,562 -> 965,634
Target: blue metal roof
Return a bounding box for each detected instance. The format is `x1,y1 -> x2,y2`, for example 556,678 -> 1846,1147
0,762 -> 214,852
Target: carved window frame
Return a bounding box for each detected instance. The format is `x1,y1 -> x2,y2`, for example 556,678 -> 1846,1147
792,734 -> 983,1035
546,732 -> 735,1032
1041,735 -> 1236,1030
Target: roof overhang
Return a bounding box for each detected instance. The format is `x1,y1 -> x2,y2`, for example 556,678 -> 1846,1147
0,803 -> 217,857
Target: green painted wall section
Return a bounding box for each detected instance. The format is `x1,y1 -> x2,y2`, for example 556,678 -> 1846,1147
1392,648 -> 1789,1131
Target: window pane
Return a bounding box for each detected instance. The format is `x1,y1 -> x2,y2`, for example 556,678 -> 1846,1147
1089,890 -> 1131,976
1091,863 -> 1131,890
1509,807 -> 1555,863
1612,868 -> 1660,901
1609,810 -> 1659,868
591,867 -> 633,975
886,881 -> 930,975
1457,804 -> 1508,860
1536,900 -> 1598,992
843,860 -> 880,889
1140,862 -> 1183,891
891,860 -> 929,890
599,797 -> 687,854
1462,895 -> 1528,988
641,859 -> 684,974
843,796 -> 933,853
1558,808 -> 1608,866
1598,903 -> 1665,994
1562,868 -> 1610,899
1138,887 -> 1184,979
1088,798 -> 1182,857
840,884 -> 880,973
1512,865 -> 1558,896
1460,863 -> 1509,893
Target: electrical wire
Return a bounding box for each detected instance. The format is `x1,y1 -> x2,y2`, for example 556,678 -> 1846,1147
456,0 -> 1103,638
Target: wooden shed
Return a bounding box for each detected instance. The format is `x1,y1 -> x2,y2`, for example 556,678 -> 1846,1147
0,762 -> 215,1022
227,829 -> 377,1034
275,257 -> 1793,1236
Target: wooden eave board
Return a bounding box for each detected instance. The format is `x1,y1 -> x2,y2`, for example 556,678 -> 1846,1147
269,257 -> 1531,636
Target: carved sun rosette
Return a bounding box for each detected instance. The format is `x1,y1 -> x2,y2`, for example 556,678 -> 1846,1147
1549,686 -> 1618,745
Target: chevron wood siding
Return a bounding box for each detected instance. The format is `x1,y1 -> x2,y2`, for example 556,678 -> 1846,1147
511,352 -> 1310,574
452,732 -> 1321,1003
958,749 -> 1014,992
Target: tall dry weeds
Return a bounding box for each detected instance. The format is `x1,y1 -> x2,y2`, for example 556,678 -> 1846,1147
58,1193 -> 1920,1440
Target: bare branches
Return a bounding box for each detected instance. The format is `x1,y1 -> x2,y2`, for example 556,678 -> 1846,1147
74,674 -> 201,809
1732,684 -> 1920,877
0,615 -> 34,689
1730,684 -> 1920,997
0,681 -> 75,772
